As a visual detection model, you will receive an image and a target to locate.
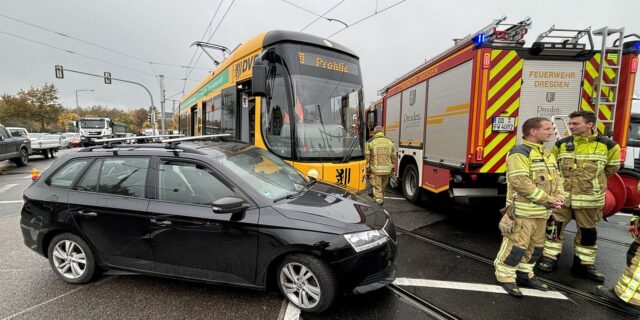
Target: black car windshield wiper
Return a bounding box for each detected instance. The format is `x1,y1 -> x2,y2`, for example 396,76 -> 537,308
272,178 -> 316,203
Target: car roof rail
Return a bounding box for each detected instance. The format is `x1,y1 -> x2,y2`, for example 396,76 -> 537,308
163,134 -> 232,149
93,134 -> 184,148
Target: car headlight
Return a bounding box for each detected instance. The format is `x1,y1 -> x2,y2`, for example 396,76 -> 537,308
343,229 -> 389,253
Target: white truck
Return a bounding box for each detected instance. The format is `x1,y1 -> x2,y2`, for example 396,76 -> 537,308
75,117 -> 127,146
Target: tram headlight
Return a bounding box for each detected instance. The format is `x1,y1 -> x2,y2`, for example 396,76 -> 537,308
307,168 -> 319,179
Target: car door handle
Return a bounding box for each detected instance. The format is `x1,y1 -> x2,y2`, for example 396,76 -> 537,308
150,218 -> 172,226
77,210 -> 97,217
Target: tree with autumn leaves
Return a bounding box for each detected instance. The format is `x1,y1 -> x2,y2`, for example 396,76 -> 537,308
0,83 -> 155,133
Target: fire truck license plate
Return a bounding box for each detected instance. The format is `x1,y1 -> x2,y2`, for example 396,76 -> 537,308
492,117 -> 515,132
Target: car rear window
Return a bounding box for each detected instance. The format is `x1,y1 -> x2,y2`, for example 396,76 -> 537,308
47,159 -> 92,189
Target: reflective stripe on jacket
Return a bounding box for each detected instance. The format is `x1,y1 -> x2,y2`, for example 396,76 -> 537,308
365,132 -> 396,175
506,140 -> 565,218
552,132 -> 621,209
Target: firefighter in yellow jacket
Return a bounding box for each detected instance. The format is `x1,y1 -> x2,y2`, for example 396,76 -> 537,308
494,117 -> 565,297
365,126 -> 396,205
595,182 -> 640,316
537,111 -> 621,282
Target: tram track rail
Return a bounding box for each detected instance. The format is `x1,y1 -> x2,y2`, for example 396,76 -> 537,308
563,229 -> 631,248
395,227 -> 637,317
387,283 -> 461,320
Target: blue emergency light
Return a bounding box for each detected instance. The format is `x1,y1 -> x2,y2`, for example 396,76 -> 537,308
473,33 -> 487,47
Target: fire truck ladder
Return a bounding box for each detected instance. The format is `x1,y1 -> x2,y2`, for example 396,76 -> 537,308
592,27 -> 625,135
378,16 -> 531,95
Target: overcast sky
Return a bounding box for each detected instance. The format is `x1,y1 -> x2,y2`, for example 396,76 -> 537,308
1,0 -> 639,112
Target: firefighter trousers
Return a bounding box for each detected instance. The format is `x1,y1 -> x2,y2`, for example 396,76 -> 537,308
614,238 -> 640,306
494,216 -> 547,283
369,174 -> 390,204
542,206 -> 602,265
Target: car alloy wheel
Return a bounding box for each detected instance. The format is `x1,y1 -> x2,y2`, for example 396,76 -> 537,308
52,240 -> 87,280
280,262 -> 321,309
48,233 -> 95,283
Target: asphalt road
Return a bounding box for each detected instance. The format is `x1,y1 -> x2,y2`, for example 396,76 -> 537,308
0,148 -> 636,319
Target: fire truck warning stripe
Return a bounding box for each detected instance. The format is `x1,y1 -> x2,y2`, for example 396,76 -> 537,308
488,60 -> 523,101
484,131 -> 514,161
481,136 -> 517,172
491,49 -> 509,60
490,51 -> 518,81
486,78 -> 522,119
489,54 -> 521,87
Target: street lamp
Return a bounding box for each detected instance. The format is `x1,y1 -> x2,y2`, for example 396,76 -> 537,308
75,89 -> 94,108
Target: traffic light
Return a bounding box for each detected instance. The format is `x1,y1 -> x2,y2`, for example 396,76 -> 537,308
146,113 -> 151,122
55,65 -> 64,79
104,72 -> 112,84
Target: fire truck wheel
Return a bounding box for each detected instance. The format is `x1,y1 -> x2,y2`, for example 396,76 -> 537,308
402,163 -> 422,204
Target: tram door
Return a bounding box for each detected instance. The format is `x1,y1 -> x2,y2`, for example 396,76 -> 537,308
190,105 -> 200,136
237,81 -> 254,144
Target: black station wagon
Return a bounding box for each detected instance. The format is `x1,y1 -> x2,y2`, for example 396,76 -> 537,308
20,137 -> 397,313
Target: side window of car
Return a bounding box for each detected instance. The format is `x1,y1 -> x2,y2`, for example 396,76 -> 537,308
98,158 -> 149,197
75,157 -> 149,197
76,159 -> 101,192
46,159 -> 92,189
0,128 -> 9,139
158,160 -> 235,205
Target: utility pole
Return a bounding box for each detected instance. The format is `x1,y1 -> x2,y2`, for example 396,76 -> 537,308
55,65 -> 156,135
160,75 -> 166,134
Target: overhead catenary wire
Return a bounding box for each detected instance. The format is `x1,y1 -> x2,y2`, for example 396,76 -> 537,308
181,0 -> 225,78
0,29 -> 199,84
327,0 -> 407,38
299,0 -> 346,32
182,0 -> 236,99
0,12 -> 209,71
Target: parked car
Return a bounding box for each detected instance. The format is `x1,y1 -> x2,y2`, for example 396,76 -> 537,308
20,139 -> 397,313
63,133 -> 82,148
0,125 -> 31,166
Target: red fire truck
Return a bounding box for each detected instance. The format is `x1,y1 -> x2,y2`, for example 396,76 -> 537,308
378,17 -> 640,216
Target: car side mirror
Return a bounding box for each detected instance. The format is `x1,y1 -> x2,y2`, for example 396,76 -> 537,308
0,135 -> 4,141
252,63 -> 267,97
212,197 -> 249,214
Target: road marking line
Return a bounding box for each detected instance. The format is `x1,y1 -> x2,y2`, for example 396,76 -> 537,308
0,183 -> 18,193
282,302 -> 301,320
0,268 -> 50,273
0,200 -> 23,204
394,277 -> 568,300
384,197 -> 406,200
1,276 -> 114,320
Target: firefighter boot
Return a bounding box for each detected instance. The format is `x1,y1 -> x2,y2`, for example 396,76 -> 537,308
516,271 -> 549,291
594,286 -> 640,316
572,256 -> 605,283
536,256 -> 558,273
498,282 -> 523,298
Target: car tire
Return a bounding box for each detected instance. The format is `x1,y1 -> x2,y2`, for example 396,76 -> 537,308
12,148 -> 29,167
47,233 -> 96,284
402,163 -> 422,204
42,150 -> 50,159
50,149 -> 56,158
277,254 -> 338,313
